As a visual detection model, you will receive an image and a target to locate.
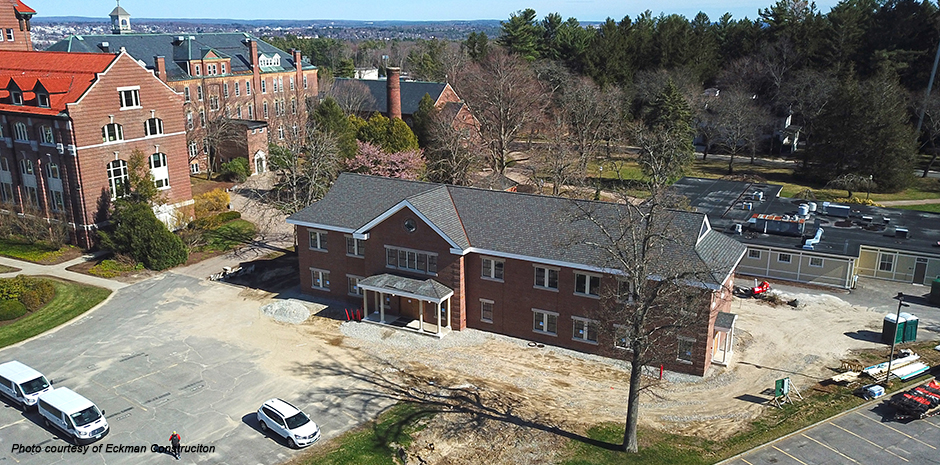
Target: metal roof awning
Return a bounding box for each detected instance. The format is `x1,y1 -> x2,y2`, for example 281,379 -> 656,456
358,273 -> 453,304
715,312 -> 737,331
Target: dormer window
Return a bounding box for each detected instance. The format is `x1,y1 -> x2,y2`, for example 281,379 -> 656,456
37,93 -> 49,108
194,64 -> 201,76
258,54 -> 281,67
10,90 -> 22,105
207,64 -> 217,75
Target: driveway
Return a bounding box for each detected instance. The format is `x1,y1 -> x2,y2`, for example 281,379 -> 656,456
0,271 -> 391,464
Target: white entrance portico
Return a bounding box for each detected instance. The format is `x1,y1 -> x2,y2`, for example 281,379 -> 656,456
357,273 -> 454,338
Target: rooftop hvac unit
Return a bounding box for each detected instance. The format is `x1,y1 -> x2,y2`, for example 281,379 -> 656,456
896,228 -> 909,238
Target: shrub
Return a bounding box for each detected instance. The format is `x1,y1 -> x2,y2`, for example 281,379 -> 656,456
0,300 -> 26,321
0,276 -> 56,312
220,158 -> 250,182
20,290 -> 41,312
99,200 -> 189,271
89,257 -> 142,278
216,211 -> 241,222
194,189 -> 230,218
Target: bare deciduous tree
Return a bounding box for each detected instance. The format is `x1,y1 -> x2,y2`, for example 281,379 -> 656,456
455,47 -> 547,174
424,110 -> 481,186
713,88 -> 768,173
327,79 -> 376,116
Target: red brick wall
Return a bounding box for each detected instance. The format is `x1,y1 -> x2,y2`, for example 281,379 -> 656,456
435,84 -> 460,108
0,1 -> 32,52
66,53 -> 191,229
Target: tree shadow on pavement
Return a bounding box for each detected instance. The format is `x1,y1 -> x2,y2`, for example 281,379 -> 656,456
287,353 -> 623,452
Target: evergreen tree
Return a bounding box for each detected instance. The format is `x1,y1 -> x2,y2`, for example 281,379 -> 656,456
312,98 -> 358,158
99,201 -> 188,271
498,8 -> 541,61
411,93 -> 437,147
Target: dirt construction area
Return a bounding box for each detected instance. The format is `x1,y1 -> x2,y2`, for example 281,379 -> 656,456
270,280 -> 932,464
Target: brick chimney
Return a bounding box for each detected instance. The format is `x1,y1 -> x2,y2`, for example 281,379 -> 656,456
386,67 -> 401,120
153,56 -> 167,82
292,48 -> 302,92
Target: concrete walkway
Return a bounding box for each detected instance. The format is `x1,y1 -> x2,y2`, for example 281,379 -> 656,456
0,252 -> 128,291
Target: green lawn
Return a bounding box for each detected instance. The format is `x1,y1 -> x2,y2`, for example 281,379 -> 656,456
893,203 -> 940,213
203,219 -> 257,252
291,403 -> 431,465
0,239 -> 79,264
0,278 -> 111,349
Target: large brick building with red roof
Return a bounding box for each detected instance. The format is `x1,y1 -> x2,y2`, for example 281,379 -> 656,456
0,49 -> 193,247
0,0 -> 34,51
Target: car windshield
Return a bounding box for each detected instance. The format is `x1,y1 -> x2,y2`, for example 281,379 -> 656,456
20,376 -> 49,395
284,411 -> 310,429
70,406 -> 101,427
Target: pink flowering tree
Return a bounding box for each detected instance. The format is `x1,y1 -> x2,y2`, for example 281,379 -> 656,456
345,141 -> 424,180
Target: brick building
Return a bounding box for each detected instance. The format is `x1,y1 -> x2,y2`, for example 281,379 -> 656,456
287,174 -> 746,375
0,0 -> 34,51
48,5 -> 318,176
0,50 -> 193,247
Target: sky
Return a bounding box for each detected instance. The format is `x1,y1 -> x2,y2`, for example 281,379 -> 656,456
28,0 -> 844,23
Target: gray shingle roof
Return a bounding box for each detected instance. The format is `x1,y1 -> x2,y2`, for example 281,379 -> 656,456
46,33 -> 315,82
358,273 -> 453,301
289,174 -> 746,287
715,312 -> 737,330
334,78 -> 448,116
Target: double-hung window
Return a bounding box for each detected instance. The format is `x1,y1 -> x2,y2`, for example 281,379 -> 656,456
386,246 -> 437,275
308,230 -> 327,251
481,257 -> 504,281
346,236 -> 365,257
310,268 -> 330,290
118,87 -> 141,108
532,309 -> 557,335
572,317 -> 598,344
101,123 -> 123,143
145,117 -> 164,136
878,253 -> 894,272
677,337 -> 696,363
347,275 -> 363,296
480,299 -> 494,323
574,272 -> 600,297
534,266 -> 558,290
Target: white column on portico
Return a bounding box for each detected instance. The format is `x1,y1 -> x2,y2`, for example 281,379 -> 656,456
445,297 -> 451,329
435,301 -> 441,334
362,290 -> 368,317
419,300 -> 425,333
380,292 -> 386,324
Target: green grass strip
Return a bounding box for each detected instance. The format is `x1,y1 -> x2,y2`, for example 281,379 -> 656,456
0,279 -> 111,349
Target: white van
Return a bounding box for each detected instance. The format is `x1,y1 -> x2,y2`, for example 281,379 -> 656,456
37,388 -> 108,445
0,361 -> 53,409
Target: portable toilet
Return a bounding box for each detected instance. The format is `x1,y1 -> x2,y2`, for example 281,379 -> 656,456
931,276 -> 940,305
899,312 -> 918,343
882,313 -> 905,344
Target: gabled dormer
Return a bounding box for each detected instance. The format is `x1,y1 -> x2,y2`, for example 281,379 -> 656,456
30,80 -> 49,107
197,48 -> 231,76
6,80 -> 22,105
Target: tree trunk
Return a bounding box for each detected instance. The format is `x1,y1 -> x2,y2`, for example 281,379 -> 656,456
702,142 -> 709,161
622,357 -> 643,452
728,153 -> 735,174
923,139 -> 938,178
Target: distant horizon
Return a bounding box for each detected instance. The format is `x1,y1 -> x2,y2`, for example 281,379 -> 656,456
24,1 -> 843,24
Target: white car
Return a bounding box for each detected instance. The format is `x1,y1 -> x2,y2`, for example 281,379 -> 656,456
256,398 -> 321,448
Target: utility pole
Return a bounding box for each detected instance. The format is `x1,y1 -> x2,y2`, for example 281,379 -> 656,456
884,292 -> 909,387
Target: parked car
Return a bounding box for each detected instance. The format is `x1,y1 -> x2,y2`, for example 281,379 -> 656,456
256,398 -> 321,448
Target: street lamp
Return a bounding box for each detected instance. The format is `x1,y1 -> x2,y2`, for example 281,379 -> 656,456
866,175 -> 873,200
884,292 -> 910,387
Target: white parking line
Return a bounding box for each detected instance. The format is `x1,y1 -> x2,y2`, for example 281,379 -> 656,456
855,412 -> 937,449
802,433 -> 859,463
828,421 -> 909,462
772,445 -> 808,465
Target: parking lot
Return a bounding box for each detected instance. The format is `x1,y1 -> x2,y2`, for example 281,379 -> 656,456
727,399 -> 940,464
0,272 -> 391,464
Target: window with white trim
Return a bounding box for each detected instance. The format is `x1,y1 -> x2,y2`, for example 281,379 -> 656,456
534,266 -> 558,290
207,64 -> 217,75
278,125 -> 284,140
290,76 -> 295,90
188,140 -> 198,158
107,159 -> 128,199
39,125 -> 54,145
614,324 -> 633,351
150,152 -> 169,189
118,88 -> 140,108
303,75 -> 308,89
209,96 -> 220,111
310,268 -> 330,290
102,123 -> 123,142
572,317 -> 598,344
199,110 -> 206,127
197,85 -> 204,101
809,257 -> 824,267
308,230 -> 327,251
10,90 -> 22,105
878,253 -> 894,272
236,106 -> 242,119
261,79 -> 267,94
677,337 -> 696,363
480,299 -> 493,323
532,309 -> 557,335
184,86 -> 191,102
5,29 -> 12,42
247,103 -> 254,119
386,246 -> 437,275
223,82 -> 229,98
145,117 -> 164,136
617,279 -> 635,303
190,162 -> 200,174
272,78 -> 278,93
221,63 -> 227,74
246,81 -> 251,95
346,236 -> 365,257
263,101 -> 269,119
347,275 -> 363,296
194,64 -> 201,76
37,93 -> 49,108
234,82 -> 240,96
13,122 -> 28,141
481,257 -> 504,281
777,253 -> 792,264
186,112 -> 194,129
747,249 -> 761,259
575,272 -> 601,297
